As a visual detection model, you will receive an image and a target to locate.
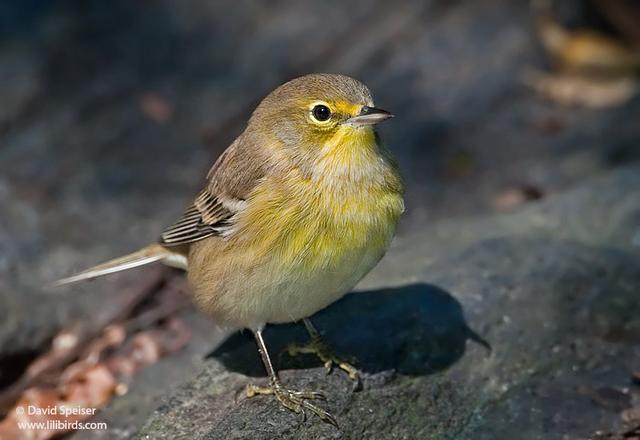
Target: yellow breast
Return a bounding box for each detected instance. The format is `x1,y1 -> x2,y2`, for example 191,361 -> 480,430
237,126 -> 404,271
187,127 -> 404,327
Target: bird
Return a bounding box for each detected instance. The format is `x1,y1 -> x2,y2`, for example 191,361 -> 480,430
55,73 -> 405,426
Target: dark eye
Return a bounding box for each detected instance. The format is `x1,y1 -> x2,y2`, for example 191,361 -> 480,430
312,104 -> 331,122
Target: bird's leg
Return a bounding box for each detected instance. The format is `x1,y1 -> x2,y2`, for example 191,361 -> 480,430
246,327 -> 338,427
286,319 -> 359,382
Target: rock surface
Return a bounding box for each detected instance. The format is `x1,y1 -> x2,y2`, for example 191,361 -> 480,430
0,0 -> 638,438
134,166 -> 640,439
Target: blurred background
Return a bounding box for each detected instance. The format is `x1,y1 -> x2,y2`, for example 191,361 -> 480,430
0,0 -> 639,438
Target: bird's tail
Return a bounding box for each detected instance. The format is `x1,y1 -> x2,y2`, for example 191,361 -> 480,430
53,244 -> 187,286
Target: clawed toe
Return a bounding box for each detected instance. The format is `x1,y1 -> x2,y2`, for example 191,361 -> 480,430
287,337 -> 360,383
246,381 -> 337,427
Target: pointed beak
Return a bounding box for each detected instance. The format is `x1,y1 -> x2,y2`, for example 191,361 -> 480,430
346,106 -> 394,126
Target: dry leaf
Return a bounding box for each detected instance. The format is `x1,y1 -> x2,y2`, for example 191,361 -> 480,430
139,93 -> 174,123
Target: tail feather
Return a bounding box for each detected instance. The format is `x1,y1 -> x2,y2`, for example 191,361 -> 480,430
53,244 -> 185,286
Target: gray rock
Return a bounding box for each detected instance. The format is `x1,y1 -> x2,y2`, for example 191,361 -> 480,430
134,166 -> 640,440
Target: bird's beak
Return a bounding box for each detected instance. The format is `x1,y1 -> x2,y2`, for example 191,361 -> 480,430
346,106 -> 394,126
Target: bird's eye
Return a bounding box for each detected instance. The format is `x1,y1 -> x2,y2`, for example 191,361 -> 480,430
311,104 -> 331,122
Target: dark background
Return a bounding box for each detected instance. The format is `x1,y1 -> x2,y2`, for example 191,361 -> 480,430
0,1 -> 639,438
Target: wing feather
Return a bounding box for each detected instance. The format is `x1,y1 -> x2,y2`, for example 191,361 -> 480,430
159,135 -> 267,247
160,189 -> 233,246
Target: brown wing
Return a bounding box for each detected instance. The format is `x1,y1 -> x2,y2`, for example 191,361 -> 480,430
159,189 -> 234,246
159,135 -> 267,247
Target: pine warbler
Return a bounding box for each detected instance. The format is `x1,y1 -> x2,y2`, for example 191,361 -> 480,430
56,73 -> 404,425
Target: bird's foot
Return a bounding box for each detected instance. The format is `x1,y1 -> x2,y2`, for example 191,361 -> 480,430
286,335 -> 360,383
246,380 -> 337,427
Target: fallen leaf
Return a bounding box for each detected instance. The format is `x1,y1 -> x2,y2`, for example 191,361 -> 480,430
494,185 -> 544,210
524,70 -> 639,109
64,364 -> 116,408
622,407 -> 640,424
139,93 -> 174,123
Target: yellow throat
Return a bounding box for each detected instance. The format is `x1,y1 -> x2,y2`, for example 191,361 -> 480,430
238,124 -> 404,270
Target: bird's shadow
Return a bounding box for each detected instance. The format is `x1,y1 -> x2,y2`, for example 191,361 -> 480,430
208,283 -> 489,377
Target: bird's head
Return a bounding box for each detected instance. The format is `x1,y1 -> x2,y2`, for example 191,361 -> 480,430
247,73 -> 393,174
